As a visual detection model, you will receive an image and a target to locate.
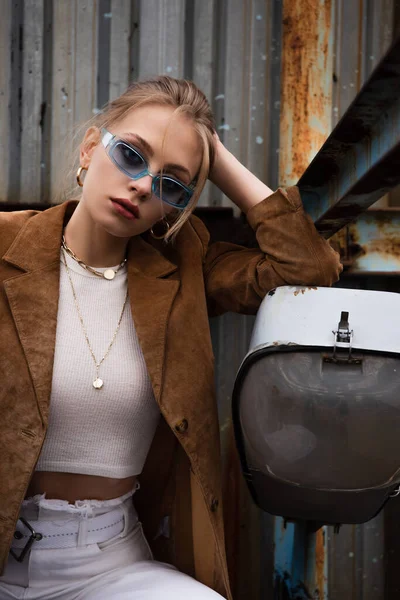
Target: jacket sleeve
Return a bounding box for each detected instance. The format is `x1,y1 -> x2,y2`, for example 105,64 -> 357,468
190,186 -> 343,317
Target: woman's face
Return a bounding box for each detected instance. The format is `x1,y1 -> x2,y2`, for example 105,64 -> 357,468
80,104 -> 203,238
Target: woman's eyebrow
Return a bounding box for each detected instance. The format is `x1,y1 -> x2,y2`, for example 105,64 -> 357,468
163,163 -> 191,181
121,132 -> 192,181
121,132 -> 154,157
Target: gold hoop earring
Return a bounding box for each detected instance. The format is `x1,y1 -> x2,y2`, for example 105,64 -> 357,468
76,166 -> 87,187
150,219 -> 170,240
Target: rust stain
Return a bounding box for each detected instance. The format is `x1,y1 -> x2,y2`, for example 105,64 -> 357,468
346,223 -> 365,261
280,0 -> 333,185
368,235 -> 400,259
347,220 -> 400,267
315,528 -> 326,598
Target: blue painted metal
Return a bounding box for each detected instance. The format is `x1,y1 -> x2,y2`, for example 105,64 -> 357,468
298,36 -> 400,239
274,520 -> 328,599
274,519 -> 309,599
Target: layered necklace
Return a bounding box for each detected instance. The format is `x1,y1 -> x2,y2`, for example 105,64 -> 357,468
62,235 -> 126,280
61,238 -> 128,390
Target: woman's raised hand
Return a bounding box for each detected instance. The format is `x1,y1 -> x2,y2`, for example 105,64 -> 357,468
208,134 -> 274,213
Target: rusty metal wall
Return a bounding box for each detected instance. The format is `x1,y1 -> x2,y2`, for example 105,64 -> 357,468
279,0 -> 334,186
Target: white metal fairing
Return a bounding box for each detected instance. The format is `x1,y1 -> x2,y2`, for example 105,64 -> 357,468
248,286 -> 400,357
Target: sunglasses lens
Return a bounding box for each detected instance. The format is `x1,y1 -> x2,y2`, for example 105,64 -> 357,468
153,177 -> 191,208
112,142 -> 146,176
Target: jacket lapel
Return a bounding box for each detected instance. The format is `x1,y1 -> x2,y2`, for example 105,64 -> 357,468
4,265 -> 60,425
126,235 -> 179,406
2,202 -> 72,424
2,202 -> 179,420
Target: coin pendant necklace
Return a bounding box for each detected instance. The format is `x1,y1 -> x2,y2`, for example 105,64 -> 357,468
62,248 -> 128,390
62,235 -> 127,280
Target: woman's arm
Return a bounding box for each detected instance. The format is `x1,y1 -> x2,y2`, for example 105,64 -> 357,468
189,139 -> 342,317
208,137 -> 274,212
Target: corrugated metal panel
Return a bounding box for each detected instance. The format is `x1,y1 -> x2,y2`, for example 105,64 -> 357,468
332,0 -> 395,208
138,0 -> 185,79
328,512 -> 385,600
222,0 -> 272,208
20,0 -> 44,201
191,0 -> 216,207
211,312 -> 261,598
109,0 -> 132,101
0,0 -> 12,203
1,0 -> 275,212
333,0 -> 394,127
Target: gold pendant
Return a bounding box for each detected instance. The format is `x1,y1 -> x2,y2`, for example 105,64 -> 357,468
104,269 -> 116,280
93,378 -> 104,389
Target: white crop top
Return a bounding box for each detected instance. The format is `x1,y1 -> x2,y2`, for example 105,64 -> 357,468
35,250 -> 161,478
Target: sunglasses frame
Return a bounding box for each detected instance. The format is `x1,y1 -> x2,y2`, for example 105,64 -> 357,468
101,128 -> 195,209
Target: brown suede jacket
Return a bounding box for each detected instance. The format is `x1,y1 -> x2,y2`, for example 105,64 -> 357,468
0,187 -> 342,598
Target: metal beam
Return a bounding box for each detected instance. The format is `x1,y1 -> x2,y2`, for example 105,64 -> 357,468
298,36 -> 400,238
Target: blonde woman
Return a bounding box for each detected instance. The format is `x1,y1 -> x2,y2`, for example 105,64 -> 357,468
0,76 -> 341,599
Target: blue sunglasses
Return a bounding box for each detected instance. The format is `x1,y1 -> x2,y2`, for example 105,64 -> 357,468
101,128 -> 195,209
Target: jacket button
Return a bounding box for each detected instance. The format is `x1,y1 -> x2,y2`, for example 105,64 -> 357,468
210,498 -> 219,512
175,419 -> 188,434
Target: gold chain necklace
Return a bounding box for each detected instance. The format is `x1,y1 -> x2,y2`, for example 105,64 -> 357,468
61,235 -> 127,280
62,248 -> 128,390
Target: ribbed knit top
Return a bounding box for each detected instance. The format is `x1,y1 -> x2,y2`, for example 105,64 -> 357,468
35,249 -> 161,478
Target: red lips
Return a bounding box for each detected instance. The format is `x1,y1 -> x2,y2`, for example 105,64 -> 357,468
111,198 -> 140,218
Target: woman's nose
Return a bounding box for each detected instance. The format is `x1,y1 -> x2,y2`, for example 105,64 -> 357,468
128,173 -> 153,200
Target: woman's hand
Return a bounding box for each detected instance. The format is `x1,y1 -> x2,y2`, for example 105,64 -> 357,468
208,134 -> 274,213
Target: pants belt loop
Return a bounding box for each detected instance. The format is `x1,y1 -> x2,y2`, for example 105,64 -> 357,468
119,502 -> 132,538
77,515 -> 90,547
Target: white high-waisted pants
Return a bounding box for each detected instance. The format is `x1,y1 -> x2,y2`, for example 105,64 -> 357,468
0,488 -> 224,599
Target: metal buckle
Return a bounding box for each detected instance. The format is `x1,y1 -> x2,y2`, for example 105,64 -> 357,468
9,517 -> 43,563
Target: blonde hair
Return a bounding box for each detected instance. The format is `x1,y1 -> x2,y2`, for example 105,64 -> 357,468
71,76 -> 216,241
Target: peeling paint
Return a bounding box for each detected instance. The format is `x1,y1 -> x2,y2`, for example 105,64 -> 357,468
293,286 -> 318,296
